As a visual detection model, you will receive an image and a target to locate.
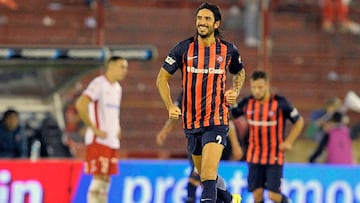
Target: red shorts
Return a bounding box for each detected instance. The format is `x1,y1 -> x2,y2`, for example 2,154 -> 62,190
84,142 -> 119,176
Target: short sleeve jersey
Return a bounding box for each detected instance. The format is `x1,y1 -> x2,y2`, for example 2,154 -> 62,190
231,94 -> 300,165
82,75 -> 122,149
162,36 -> 244,130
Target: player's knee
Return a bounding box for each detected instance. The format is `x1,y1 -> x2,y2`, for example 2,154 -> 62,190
252,188 -> 264,202
267,191 -> 282,202
98,191 -> 109,203
88,189 -> 99,196
89,179 -> 102,193
95,174 -> 110,182
200,170 -> 217,181
89,178 -> 110,193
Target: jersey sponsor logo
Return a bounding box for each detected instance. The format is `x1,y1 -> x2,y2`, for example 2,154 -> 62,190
248,119 -> 277,126
186,66 -> 225,74
165,56 -> 176,65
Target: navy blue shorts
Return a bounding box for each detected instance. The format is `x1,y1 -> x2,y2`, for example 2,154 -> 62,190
247,163 -> 283,193
186,125 -> 228,156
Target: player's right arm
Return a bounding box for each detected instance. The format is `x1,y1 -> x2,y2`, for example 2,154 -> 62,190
75,95 -> 106,138
156,68 -> 181,119
157,40 -> 187,119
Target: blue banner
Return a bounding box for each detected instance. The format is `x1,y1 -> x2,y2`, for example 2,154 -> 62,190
72,160 -> 360,203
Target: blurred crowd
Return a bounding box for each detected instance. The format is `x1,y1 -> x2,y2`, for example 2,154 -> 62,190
0,108 -> 72,159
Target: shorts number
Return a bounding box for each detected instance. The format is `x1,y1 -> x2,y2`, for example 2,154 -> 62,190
216,135 -> 222,144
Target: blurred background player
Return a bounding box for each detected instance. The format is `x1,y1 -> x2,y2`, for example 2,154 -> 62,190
75,56 -> 128,203
231,70 -> 304,203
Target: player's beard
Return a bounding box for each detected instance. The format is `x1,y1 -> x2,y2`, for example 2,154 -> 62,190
197,26 -> 215,39
256,91 -> 270,102
253,92 -> 265,101
258,95 -> 265,102
198,32 -> 211,39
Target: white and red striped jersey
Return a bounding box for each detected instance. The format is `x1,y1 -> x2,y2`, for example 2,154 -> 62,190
82,75 -> 122,149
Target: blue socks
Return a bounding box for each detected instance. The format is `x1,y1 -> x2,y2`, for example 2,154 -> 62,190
186,182 -> 197,203
201,180 -> 217,202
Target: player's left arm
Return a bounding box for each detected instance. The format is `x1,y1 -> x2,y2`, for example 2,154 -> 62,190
279,99 -> 305,151
281,115 -> 304,151
232,68 -> 245,96
225,46 -> 245,105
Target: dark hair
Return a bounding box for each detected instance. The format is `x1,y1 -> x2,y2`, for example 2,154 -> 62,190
106,56 -> 125,65
251,70 -> 268,81
196,2 -> 222,37
1,108 -> 18,123
106,56 -> 125,66
330,111 -> 343,123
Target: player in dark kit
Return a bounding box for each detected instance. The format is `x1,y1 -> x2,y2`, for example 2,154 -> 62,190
156,3 -> 245,203
231,70 -> 304,203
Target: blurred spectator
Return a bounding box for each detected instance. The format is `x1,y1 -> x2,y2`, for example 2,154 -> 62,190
309,111 -> 354,164
243,0 -> 261,47
28,115 -> 72,158
224,4 -> 242,30
350,122 -> 360,139
86,0 -> 96,8
0,108 -> 27,158
305,97 -> 346,141
0,0 -> 17,10
320,0 -> 360,34
85,0 -> 109,9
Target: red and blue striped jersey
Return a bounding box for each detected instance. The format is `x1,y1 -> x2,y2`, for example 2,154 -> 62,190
231,94 -> 301,165
162,36 -> 244,130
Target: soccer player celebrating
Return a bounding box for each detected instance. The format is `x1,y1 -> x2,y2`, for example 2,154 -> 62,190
156,2 -> 245,203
